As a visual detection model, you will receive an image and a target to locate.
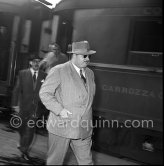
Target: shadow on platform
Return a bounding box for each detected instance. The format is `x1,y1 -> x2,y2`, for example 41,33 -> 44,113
0,155 -> 45,165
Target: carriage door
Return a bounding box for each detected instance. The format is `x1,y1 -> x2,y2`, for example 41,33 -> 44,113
0,13 -> 20,89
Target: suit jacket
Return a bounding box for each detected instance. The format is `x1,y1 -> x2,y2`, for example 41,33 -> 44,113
39,61 -> 96,139
12,68 -> 47,118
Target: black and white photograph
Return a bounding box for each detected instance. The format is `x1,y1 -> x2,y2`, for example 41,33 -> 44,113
0,0 -> 163,165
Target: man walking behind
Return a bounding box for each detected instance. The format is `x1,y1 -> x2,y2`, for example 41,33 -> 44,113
12,53 -> 47,161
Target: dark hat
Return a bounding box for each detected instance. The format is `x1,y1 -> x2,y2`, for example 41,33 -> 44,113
28,52 -> 42,61
67,41 -> 96,55
41,49 -> 49,53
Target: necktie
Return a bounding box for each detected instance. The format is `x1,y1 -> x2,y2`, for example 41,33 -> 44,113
33,72 -> 37,83
80,69 -> 86,84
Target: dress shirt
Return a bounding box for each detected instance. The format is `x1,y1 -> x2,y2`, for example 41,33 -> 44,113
72,63 -> 86,78
30,68 -> 38,80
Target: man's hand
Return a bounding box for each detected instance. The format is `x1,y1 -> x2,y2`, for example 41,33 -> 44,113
12,106 -> 20,113
59,108 -> 72,118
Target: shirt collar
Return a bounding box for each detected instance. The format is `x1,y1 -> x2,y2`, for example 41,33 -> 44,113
30,68 -> 38,75
71,63 -> 85,77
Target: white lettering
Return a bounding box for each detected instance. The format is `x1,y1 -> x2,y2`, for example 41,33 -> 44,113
102,84 -> 159,98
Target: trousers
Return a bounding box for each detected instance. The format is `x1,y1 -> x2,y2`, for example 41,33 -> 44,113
47,133 -> 93,165
18,116 -> 37,154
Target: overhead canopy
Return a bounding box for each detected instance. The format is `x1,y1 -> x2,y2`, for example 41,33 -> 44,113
0,0 -> 29,6
53,0 -> 162,12
0,0 -> 52,19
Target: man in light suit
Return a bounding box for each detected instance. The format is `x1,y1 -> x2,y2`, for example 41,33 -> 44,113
12,53 -> 47,161
39,41 -> 96,165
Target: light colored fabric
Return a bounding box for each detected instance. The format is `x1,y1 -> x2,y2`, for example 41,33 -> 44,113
47,133 -> 93,165
47,133 -> 70,165
39,61 -> 96,139
70,136 -> 93,165
39,52 -> 68,73
72,62 -> 86,77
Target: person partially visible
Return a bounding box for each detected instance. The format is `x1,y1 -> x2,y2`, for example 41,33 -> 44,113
39,43 -> 68,73
12,53 -> 47,161
39,41 -> 96,165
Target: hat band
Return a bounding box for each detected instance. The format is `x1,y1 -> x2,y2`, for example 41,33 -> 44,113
69,48 -> 96,54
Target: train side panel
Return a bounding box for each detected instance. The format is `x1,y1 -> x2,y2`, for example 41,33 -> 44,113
68,4 -> 163,164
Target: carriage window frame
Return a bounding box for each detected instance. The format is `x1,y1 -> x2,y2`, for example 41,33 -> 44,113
0,12 -> 13,83
0,13 -> 20,86
127,17 -> 163,69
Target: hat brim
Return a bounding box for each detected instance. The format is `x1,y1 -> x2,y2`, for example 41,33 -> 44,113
67,50 -> 96,55
41,49 -> 49,53
28,57 -> 42,60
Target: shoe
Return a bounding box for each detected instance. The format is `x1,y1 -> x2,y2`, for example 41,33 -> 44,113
17,144 -> 20,150
21,153 -> 31,161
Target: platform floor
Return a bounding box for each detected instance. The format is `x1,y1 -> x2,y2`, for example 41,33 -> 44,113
0,119 -> 139,165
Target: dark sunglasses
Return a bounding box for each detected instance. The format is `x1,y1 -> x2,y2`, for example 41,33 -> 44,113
83,55 -> 91,59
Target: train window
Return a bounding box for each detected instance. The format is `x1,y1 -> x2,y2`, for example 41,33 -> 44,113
128,19 -> 162,68
0,13 -> 13,81
72,9 -> 130,65
20,20 -> 32,53
57,16 -> 73,54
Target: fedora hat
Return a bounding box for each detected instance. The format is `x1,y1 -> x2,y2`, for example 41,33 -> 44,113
28,52 -> 42,61
67,41 -> 96,55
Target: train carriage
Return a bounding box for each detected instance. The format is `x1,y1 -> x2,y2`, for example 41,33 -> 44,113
52,0 -> 163,164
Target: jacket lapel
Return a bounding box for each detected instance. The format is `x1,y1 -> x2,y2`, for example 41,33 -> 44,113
85,68 -> 91,94
69,62 -> 88,94
34,70 -> 47,93
27,69 -> 34,91
82,68 -> 95,116
68,62 -> 93,116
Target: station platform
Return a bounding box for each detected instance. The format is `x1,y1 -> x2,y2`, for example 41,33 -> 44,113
0,118 -> 140,165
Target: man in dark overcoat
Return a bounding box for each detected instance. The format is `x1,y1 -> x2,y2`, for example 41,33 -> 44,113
12,53 -> 47,161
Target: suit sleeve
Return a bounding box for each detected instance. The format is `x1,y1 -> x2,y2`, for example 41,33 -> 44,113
39,67 -> 63,115
12,71 -> 21,106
